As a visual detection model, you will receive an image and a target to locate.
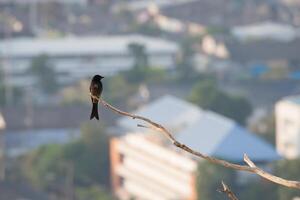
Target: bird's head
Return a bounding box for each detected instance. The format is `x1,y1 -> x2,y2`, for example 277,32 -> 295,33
93,75 -> 104,80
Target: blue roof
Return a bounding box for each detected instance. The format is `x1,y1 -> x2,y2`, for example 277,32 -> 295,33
176,111 -> 280,163
214,126 -> 280,163
118,95 -> 280,163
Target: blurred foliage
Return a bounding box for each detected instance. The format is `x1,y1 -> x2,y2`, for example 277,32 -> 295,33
176,36 -> 199,80
122,66 -> 167,84
197,161 -> 279,200
123,43 -> 149,83
0,65 -> 23,106
249,113 -> 276,145
133,21 -> 162,36
188,79 -> 252,124
122,42 -> 167,84
60,75 -> 138,106
0,67 -> 6,106
75,185 -> 114,200
104,75 -> 137,105
275,159 -> 300,200
205,26 -> 230,35
197,161 -> 236,200
29,54 -> 59,94
128,43 -> 149,69
60,80 -> 90,105
238,179 -> 278,200
20,122 -> 110,197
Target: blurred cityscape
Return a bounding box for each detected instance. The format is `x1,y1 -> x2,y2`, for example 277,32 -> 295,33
1,0 -> 300,199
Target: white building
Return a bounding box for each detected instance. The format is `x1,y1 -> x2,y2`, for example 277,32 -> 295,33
111,95 -> 279,200
0,35 -> 178,86
231,21 -> 299,42
0,0 -> 87,5
275,95 -> 300,159
0,113 -> 6,180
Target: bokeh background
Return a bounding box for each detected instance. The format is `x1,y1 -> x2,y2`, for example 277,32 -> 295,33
0,0 -> 300,199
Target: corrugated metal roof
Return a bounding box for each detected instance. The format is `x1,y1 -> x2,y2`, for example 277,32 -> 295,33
213,126 -> 280,162
176,111 -> 280,162
176,111 -> 234,155
0,35 -> 178,58
118,95 -> 279,163
232,21 -> 298,42
118,95 -> 203,133
225,38 -> 300,62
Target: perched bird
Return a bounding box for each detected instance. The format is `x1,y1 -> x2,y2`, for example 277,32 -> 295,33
90,75 -> 104,120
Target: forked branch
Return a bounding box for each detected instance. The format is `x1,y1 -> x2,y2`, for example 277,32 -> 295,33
91,94 -> 300,189
218,181 -> 239,200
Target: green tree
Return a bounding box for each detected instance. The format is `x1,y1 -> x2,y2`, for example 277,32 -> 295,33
75,185 -> 114,200
134,21 -> 162,36
188,79 -> 252,124
197,161 -> 278,200
238,180 -> 278,200
249,113 -> 276,145
105,75 -> 137,105
60,80 -> 90,105
0,66 -> 23,106
29,54 -> 59,94
123,43 -> 149,83
128,43 -> 148,69
123,43 -> 168,84
176,36 -> 200,80
0,66 -> 5,105
21,122 -> 110,194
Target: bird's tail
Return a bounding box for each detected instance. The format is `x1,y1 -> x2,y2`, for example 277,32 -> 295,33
90,103 -> 99,120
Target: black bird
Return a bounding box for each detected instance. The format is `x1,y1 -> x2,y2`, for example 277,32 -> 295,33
90,75 -> 104,120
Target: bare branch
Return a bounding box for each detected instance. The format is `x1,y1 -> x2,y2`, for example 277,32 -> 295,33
218,181 -> 239,200
91,94 -> 300,189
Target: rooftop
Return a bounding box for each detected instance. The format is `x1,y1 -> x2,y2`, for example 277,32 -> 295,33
225,38 -> 300,62
118,95 -> 280,163
176,111 -> 280,163
232,21 -> 299,42
0,35 -> 178,58
118,95 -> 202,133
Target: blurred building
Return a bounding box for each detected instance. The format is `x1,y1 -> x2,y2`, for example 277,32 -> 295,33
231,21 -> 298,42
201,22 -> 300,76
110,95 -> 280,200
0,113 -> 6,180
0,0 -> 87,5
275,95 -> 300,159
0,35 -> 178,87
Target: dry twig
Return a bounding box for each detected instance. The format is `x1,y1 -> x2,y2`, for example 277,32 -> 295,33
218,181 -> 239,200
91,94 -> 300,189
